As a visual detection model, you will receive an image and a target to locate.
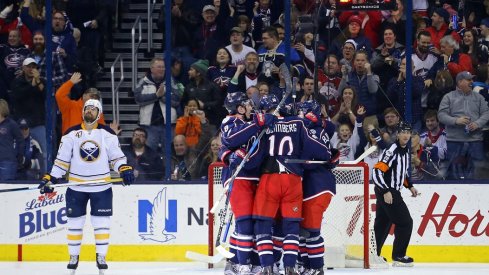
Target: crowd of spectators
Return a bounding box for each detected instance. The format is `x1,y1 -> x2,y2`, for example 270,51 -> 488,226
1,0 -> 489,182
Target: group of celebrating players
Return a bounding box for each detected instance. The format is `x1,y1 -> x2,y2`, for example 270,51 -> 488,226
218,90 -> 340,275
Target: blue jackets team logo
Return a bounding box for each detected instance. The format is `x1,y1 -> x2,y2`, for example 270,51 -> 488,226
79,140 -> 100,162
139,188 -> 176,242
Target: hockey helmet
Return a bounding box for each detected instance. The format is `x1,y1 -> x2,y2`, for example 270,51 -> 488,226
224,92 -> 247,114
280,103 -> 296,117
259,94 -> 279,112
297,100 -> 321,117
397,121 -> 412,133
83,99 -> 102,124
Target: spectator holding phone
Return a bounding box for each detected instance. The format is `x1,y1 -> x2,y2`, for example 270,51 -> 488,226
175,98 -> 207,148
426,8 -> 460,51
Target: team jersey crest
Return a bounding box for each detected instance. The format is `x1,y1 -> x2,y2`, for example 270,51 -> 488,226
80,140 -> 100,162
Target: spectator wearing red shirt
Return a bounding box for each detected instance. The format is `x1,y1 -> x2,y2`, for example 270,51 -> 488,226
439,35 -> 474,78
425,8 -> 460,52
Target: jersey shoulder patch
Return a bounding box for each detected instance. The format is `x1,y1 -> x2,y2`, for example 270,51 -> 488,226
64,124 -> 82,136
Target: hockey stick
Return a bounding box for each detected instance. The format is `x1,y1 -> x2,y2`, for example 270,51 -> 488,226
185,251 -> 225,264
184,214 -> 234,263
284,145 -> 378,165
0,178 -> 123,193
215,213 -> 235,258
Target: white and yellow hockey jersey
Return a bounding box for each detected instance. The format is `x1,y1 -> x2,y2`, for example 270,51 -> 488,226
50,123 -> 127,192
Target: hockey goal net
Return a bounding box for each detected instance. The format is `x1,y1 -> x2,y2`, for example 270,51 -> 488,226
208,161 -> 383,269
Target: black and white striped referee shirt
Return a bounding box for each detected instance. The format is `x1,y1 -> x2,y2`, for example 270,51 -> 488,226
373,141 -> 413,194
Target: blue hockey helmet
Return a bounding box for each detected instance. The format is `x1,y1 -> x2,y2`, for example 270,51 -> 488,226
224,92 -> 247,114
259,94 -> 279,112
280,103 -> 296,117
297,100 -> 321,117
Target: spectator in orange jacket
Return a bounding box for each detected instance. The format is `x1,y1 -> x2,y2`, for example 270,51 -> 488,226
175,98 -> 207,148
55,72 -> 105,134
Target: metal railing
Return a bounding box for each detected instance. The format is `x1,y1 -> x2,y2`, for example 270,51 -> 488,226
111,54 -> 124,123
131,16 -> 142,91
115,0 -> 119,29
147,0 -> 157,53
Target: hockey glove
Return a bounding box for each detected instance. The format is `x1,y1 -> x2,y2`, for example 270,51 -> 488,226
253,113 -> 277,128
303,112 -> 319,128
119,165 -> 135,186
369,128 -> 382,143
229,148 -> 247,170
323,148 -> 340,170
38,174 -> 57,194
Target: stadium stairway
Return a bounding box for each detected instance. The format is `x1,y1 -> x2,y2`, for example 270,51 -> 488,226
98,0 -> 163,146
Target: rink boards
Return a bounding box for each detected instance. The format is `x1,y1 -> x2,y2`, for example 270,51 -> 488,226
0,183 -> 488,262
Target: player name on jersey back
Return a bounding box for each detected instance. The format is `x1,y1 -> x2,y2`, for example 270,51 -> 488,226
266,122 -> 298,134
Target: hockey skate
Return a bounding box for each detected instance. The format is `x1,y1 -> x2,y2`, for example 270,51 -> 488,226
302,268 -> 324,275
224,259 -> 238,275
392,256 -> 414,267
284,266 -> 300,275
251,265 -> 262,274
237,264 -> 254,275
96,253 -> 108,274
272,261 -> 283,275
67,255 -> 79,275
257,266 -> 273,275
295,264 -> 304,274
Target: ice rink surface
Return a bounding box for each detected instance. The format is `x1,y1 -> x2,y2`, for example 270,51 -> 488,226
1,262 -> 488,275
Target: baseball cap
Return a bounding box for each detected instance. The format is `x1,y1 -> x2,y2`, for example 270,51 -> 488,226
18,118 -> 29,129
230,26 -> 243,35
22,58 -> 37,66
202,5 -> 216,13
455,71 -> 475,82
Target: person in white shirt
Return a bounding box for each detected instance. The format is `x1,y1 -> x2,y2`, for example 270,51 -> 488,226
225,26 -> 256,66
38,99 -> 134,274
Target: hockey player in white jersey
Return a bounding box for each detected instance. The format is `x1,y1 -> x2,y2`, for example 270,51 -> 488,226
38,99 -> 134,275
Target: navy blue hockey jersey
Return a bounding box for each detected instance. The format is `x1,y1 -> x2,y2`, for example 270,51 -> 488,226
219,115 -> 263,184
302,124 -> 336,200
256,116 -> 331,177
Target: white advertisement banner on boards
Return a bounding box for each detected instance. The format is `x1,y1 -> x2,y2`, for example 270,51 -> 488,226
0,184 -> 488,246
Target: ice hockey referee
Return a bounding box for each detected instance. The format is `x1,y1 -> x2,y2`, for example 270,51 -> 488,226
372,121 -> 420,267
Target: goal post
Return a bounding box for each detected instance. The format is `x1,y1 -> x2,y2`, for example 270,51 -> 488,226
207,161 -> 383,269
321,163 -> 371,268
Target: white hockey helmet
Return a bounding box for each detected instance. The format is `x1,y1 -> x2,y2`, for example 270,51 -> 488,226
83,99 -> 102,125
